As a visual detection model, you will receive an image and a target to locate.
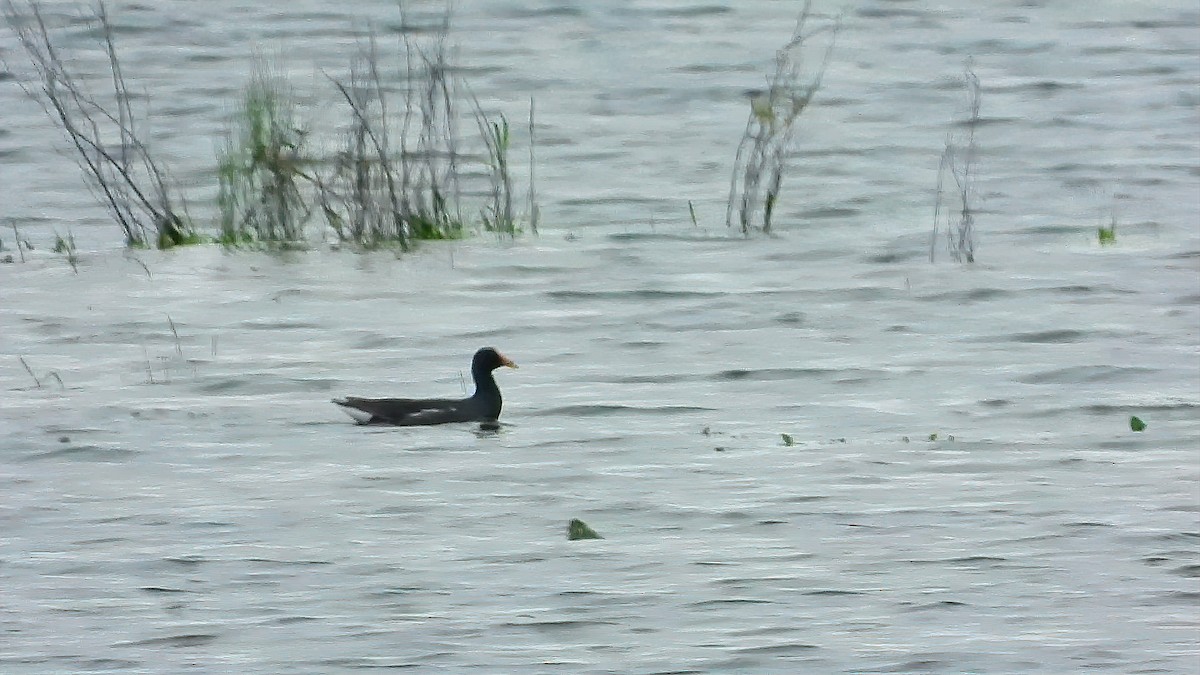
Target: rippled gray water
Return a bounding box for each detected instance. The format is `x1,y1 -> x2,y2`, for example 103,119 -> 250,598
2,1 -> 1199,674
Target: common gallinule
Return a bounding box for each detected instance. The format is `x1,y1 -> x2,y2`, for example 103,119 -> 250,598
333,347 -> 517,426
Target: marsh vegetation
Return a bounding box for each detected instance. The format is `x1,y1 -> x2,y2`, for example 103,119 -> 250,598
4,0 -> 533,250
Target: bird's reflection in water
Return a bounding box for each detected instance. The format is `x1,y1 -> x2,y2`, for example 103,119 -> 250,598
475,419 -> 503,436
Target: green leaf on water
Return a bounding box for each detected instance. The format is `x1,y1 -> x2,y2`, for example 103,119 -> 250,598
567,518 -> 602,541
781,433 -> 794,447
1130,416 -> 1146,432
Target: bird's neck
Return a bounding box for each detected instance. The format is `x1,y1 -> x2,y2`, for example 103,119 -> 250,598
471,366 -> 503,419
472,367 -> 499,398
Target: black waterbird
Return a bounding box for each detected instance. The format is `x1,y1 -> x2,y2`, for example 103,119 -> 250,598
333,347 -> 517,426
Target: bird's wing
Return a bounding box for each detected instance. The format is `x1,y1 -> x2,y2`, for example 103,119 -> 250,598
333,396 -> 468,425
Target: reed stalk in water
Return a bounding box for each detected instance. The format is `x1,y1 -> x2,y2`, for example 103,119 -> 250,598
471,94 -> 516,235
404,4 -> 465,240
319,31 -> 411,248
51,229 -> 78,273
727,1 -> 839,235
527,97 -> 540,235
3,0 -> 188,248
931,60 -> 981,263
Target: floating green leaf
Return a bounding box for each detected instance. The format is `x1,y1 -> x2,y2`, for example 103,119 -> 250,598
1130,416 -> 1146,432
567,518 -> 602,541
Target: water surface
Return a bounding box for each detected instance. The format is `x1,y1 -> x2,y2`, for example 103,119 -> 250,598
1,1 -> 1198,673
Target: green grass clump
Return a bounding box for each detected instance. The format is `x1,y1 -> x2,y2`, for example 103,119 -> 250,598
215,229 -> 255,247
409,212 -> 466,241
567,518 -> 602,541
217,61 -> 312,246
52,230 -> 79,272
155,216 -> 209,249
1098,220 -> 1116,245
